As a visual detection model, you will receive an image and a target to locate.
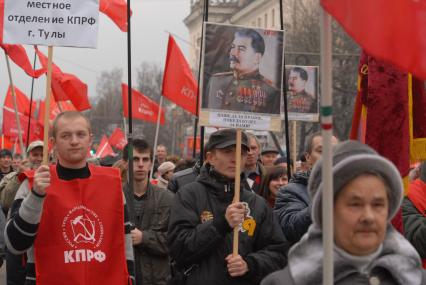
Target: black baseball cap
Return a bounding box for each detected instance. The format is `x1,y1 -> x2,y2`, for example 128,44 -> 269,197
205,129 -> 249,153
261,146 -> 280,155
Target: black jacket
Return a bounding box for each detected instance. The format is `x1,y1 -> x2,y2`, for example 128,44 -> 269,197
124,183 -> 174,285
167,162 -> 201,193
402,197 -> 426,259
168,165 -> 288,285
274,171 -> 312,246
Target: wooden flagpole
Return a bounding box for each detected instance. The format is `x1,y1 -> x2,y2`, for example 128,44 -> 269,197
232,129 -> 242,256
126,0 -> 134,188
26,50 -> 37,150
4,52 -> 26,159
42,46 -> 54,165
150,96 -> 163,179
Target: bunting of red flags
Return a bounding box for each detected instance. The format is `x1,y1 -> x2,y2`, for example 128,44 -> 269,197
162,35 -> 198,115
121,83 -> 165,125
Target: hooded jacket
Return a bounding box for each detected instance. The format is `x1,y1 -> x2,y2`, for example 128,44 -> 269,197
168,165 -> 288,285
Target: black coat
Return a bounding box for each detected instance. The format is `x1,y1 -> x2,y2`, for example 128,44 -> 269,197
168,165 -> 288,285
274,171 -> 312,246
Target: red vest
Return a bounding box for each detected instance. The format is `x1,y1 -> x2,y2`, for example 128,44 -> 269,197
31,165 -> 129,285
407,179 -> 426,269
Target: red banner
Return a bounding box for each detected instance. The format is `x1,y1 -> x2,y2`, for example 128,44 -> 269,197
96,135 -> 116,158
121,84 -> 165,124
4,86 -> 37,117
162,35 -> 198,115
321,0 -> 426,80
3,107 -> 43,143
109,128 -> 127,150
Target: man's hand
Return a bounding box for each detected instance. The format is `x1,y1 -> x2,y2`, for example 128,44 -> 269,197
225,254 -> 249,277
33,165 -> 50,196
131,228 -> 143,245
17,159 -> 30,173
225,202 -> 245,228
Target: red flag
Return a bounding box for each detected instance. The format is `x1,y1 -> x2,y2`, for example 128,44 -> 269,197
162,35 -> 198,115
36,48 -> 91,111
321,0 -> 426,80
4,86 -> 36,117
99,0 -> 131,32
2,107 -> 43,143
109,128 -> 127,150
0,135 -> 13,150
96,135 -> 116,158
38,97 -> 77,127
0,0 -> 45,78
121,84 -> 165,124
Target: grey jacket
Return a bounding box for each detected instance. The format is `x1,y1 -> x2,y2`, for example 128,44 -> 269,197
261,225 -> 426,285
124,183 -> 174,285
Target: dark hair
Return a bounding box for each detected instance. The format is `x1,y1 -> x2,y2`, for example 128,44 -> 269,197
51,111 -> 91,138
13,153 -> 23,160
0,149 -> 12,158
260,166 -> 288,206
274,156 -> 293,166
123,139 -> 153,162
235,29 -> 265,55
174,158 -> 196,172
290,67 -> 308,81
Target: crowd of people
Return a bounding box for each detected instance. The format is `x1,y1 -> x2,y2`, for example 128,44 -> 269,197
0,111 -> 425,285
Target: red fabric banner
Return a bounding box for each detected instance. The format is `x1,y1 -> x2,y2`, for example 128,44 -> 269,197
0,135 -> 13,150
96,135 -> 116,158
36,48 -> 91,111
321,0 -> 426,80
3,107 -> 43,143
162,35 -> 198,115
99,0 -> 131,32
121,83 -> 165,124
37,97 -> 77,127
4,86 -> 36,117
108,128 -> 127,150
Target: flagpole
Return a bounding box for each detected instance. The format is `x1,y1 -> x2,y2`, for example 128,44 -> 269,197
126,0 -> 134,189
123,117 -> 128,140
150,96 -> 163,180
4,52 -> 26,159
279,0 -> 292,178
42,46 -> 54,165
320,7 -> 334,284
193,0 -> 209,163
26,50 -> 37,150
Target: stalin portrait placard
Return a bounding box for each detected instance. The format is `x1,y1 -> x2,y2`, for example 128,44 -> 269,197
285,65 -> 319,122
200,22 -> 285,131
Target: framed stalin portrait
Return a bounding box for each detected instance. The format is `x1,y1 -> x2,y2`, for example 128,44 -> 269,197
199,22 -> 285,132
285,65 -> 319,122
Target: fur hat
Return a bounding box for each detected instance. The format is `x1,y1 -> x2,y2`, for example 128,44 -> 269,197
308,140 -> 403,227
158,161 -> 175,176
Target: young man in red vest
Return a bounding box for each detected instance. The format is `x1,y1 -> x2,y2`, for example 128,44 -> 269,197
5,111 -> 134,285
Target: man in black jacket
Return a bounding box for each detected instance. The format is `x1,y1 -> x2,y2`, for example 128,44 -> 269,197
274,132 -> 338,246
168,129 -> 287,285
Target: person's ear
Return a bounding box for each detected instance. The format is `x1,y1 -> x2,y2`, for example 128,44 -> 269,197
255,53 -> 262,65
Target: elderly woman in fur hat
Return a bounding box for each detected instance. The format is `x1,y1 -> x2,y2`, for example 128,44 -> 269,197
262,140 -> 426,285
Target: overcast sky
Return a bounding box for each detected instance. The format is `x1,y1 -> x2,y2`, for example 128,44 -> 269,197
0,0 -> 191,108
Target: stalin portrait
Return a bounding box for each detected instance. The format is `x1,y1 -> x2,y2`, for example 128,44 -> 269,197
204,28 -> 281,115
